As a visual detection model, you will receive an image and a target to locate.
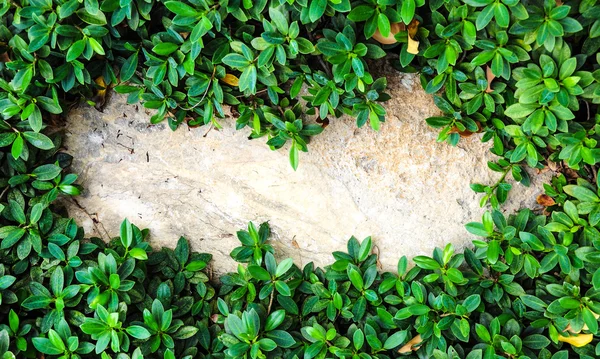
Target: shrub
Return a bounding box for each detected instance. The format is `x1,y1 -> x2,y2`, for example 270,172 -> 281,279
1,0 -> 600,357
0,0 -> 598,179
0,177 -> 599,358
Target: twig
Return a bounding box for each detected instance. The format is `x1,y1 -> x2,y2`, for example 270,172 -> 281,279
236,88 -> 269,98
68,198 -> 111,240
267,288 -> 275,315
203,123 -> 214,137
0,186 -> 9,201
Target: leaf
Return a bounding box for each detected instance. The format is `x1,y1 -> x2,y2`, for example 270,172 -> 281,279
32,164 -> 62,180
275,258 -> 293,277
164,1 -> 198,16
401,0 -> 415,24
248,265 -> 271,281
289,140 -> 299,171
76,8 -> 107,25
523,334 -> 551,349
11,134 -> 23,160
221,74 -> 240,86
121,53 -> 138,82
358,237 -> 371,262
384,330 -> 407,349
505,103 -> 538,119
347,266 -> 364,290
266,330 -> 295,348
120,219 -> 133,248
23,132 -> 54,150
521,294 -> 547,311
309,0 -> 327,23
413,256 -> 440,270
563,185 -> 599,202
466,222 -> 492,237
152,43 -> 179,56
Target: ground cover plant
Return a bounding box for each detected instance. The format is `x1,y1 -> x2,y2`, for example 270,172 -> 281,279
1,0 -> 600,358
0,0 -> 599,182
1,176 -> 600,358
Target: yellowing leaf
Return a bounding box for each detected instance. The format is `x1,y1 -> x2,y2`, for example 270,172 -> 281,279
221,74 -> 239,87
92,76 -> 107,109
557,333 -> 593,347
407,20 -> 420,55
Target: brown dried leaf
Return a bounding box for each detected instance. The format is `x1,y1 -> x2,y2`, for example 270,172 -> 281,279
485,66 -> 495,93
536,194 -> 555,207
372,23 -> 406,45
398,334 -> 422,354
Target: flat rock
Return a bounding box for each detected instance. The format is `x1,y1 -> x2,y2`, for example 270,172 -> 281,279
62,72 -> 552,273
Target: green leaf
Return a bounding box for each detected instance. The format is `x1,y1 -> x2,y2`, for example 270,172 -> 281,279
505,103 -> 538,119
358,237 -> 371,262
309,0 -> 327,23
266,330 -> 295,348
164,1 -> 198,16
11,134 -> 23,160
563,185 -> 599,202
22,296 -> 52,310
275,258 -> 293,277
523,334 -> 551,349
121,53 -> 138,82
401,0 -> 415,24
348,6 -> 374,22
248,265 -> 271,281
347,266 -> 364,290
413,256 -> 440,270
152,43 -> 179,56
76,8 -> 107,25
384,331 -> 407,349
32,164 -> 62,180
23,132 -> 54,150
377,13 -> 391,37
466,222 -> 492,237
290,140 -> 299,171
521,294 -> 547,311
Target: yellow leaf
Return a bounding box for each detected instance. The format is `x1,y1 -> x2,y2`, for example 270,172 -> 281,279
557,333 -> 593,347
407,37 -> 419,55
407,19 -> 420,55
92,76 -> 107,109
221,74 -> 239,87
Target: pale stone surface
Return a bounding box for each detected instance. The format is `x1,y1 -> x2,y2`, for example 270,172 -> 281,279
62,72 -> 552,273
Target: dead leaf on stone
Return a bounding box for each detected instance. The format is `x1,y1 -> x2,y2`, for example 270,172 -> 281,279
398,334 -> 422,354
485,66 -> 495,93
221,74 -> 240,87
316,117 -> 329,128
450,121 -> 481,137
291,239 -> 300,249
536,194 -> 555,207
407,19 -> 420,55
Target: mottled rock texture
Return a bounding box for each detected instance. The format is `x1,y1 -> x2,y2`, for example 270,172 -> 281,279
62,72 -> 552,273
